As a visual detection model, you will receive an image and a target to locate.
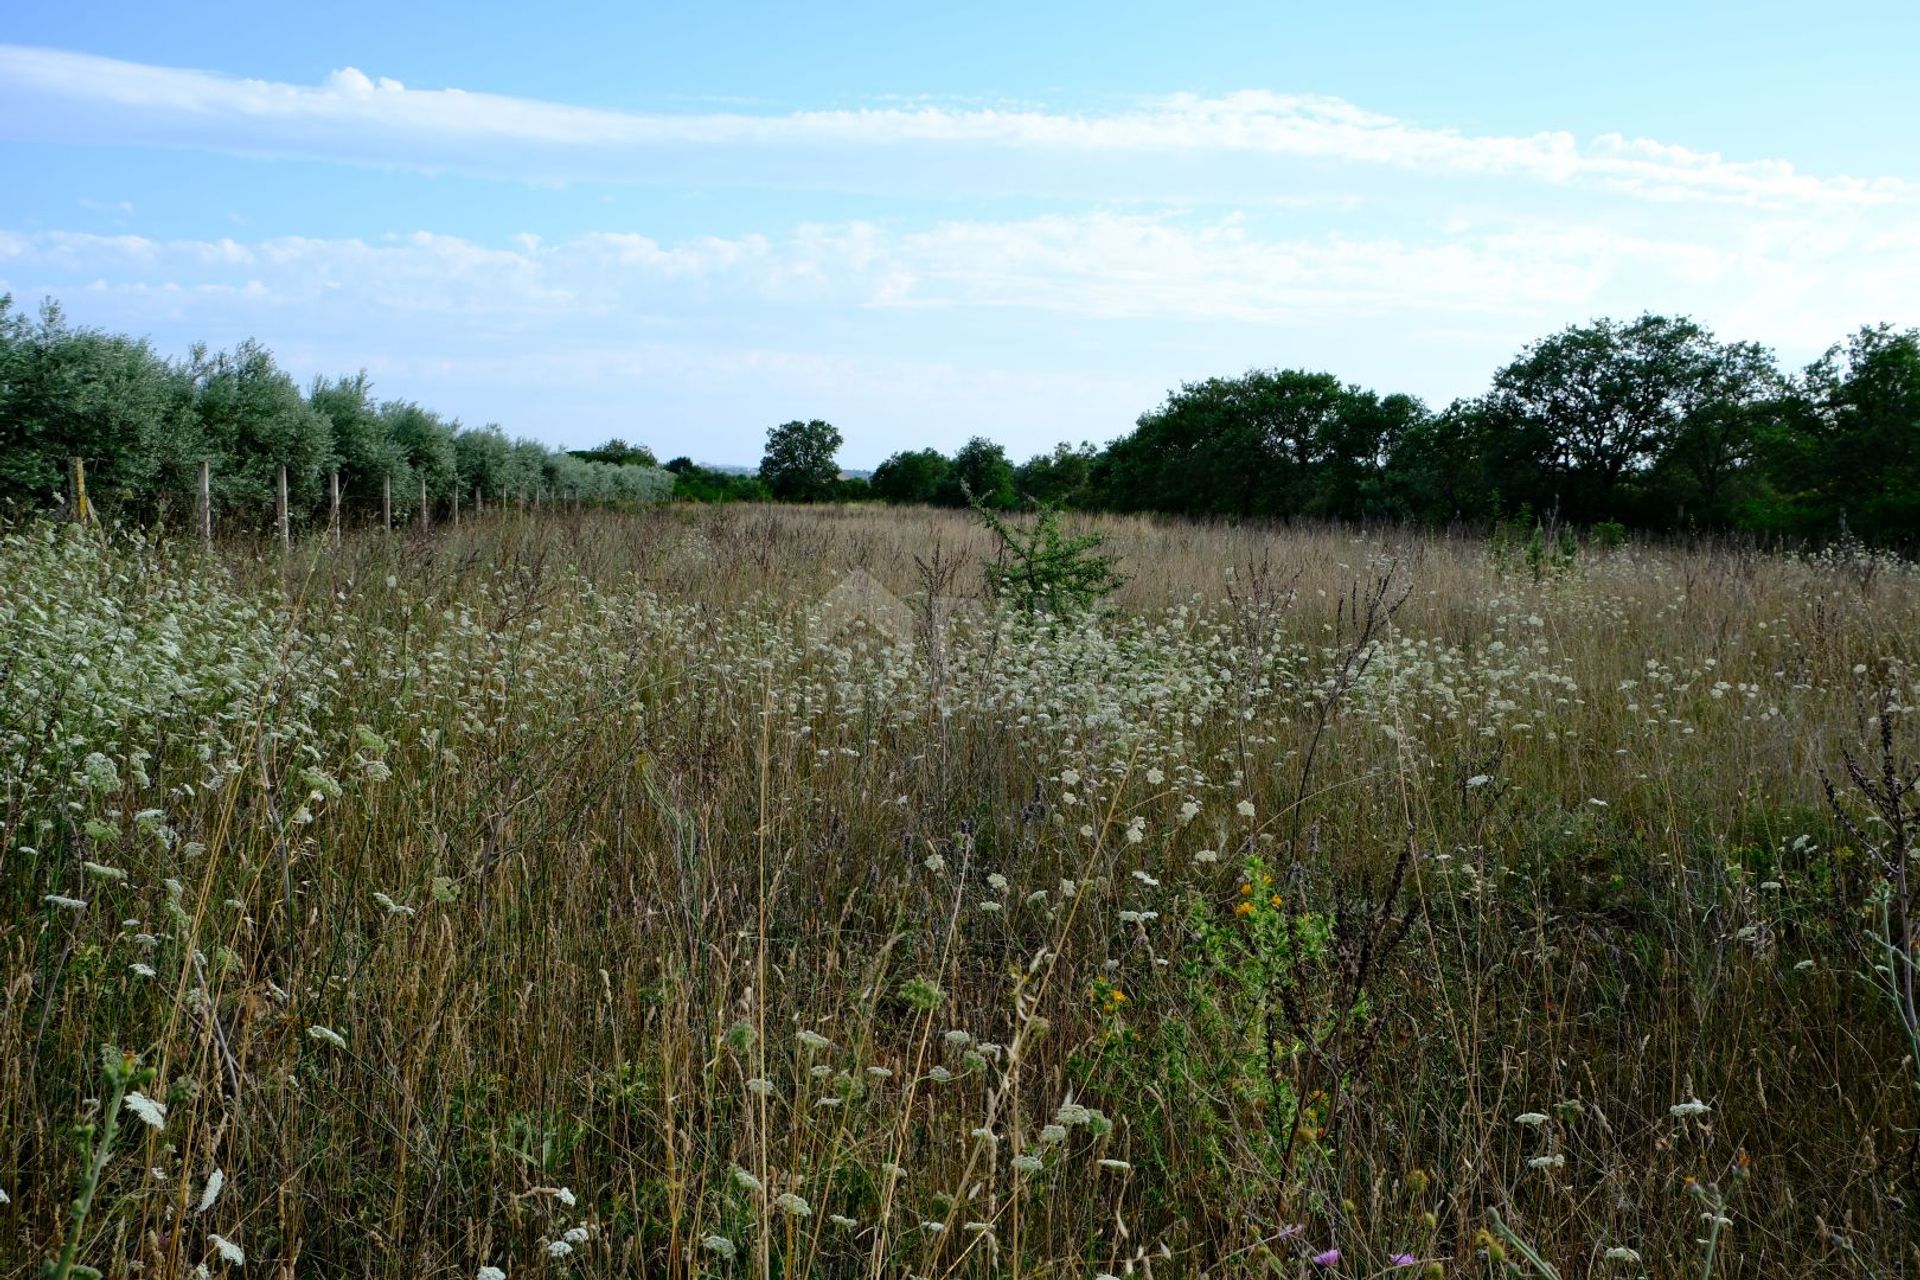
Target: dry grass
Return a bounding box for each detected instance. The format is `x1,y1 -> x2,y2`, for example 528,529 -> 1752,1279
4,503 -> 1919,1278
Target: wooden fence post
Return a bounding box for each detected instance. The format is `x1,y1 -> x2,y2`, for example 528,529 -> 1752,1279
383,474 -> 392,532
276,466 -> 290,548
419,476 -> 430,529
69,457 -> 92,524
199,460 -> 212,544
329,470 -> 341,547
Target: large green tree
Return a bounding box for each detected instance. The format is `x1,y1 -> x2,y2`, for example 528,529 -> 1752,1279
938,436 -> 1016,509
758,419 -> 843,502
1487,314 -> 1763,522
871,448 -> 951,505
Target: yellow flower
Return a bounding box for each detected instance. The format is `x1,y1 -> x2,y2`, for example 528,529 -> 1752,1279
1234,901 -> 1255,918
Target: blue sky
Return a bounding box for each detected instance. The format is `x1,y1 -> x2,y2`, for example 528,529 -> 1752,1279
5,2 -> 1918,467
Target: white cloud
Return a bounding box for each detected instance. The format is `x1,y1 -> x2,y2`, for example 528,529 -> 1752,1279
8,210 -> 1913,339
0,45 -> 1906,207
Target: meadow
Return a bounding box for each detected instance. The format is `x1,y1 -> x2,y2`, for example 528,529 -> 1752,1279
3,503 -> 1918,1278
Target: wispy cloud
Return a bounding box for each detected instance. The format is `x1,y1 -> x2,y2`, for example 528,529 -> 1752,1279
7,209 -> 1910,348
0,45 -> 1906,207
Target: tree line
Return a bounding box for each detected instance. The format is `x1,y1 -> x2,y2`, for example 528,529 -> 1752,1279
853,314 -> 1920,543
0,297 -> 672,527
7,294 -> 1917,543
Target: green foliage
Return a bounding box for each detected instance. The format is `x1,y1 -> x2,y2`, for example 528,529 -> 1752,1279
1489,504 -> 1579,580
758,418 -> 843,502
975,498 -> 1124,615
939,436 -> 1016,508
870,447 -> 951,505
570,438 -> 659,468
665,457 -> 770,502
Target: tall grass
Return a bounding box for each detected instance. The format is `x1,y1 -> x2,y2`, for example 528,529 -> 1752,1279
3,505 -> 1917,1278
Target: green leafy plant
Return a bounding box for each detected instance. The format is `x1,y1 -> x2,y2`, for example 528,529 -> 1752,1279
973,497 -> 1124,616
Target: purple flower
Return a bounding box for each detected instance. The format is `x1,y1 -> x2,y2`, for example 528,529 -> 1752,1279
1390,1255 -> 1418,1268
1312,1248 -> 1341,1266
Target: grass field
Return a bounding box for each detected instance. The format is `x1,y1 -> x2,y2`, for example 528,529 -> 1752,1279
4,504 -> 1919,1278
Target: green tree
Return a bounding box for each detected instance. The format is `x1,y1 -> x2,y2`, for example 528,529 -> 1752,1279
190,339 -> 334,522
758,419 -> 843,502
1014,442 -> 1098,508
871,448 -> 951,504
939,436 -> 1016,508
1766,325 -> 1920,540
311,372 -> 410,512
1103,369 -> 1364,518
0,297 -> 187,515
452,424 -> 514,505
380,401 -> 457,505
1488,314 -> 1742,522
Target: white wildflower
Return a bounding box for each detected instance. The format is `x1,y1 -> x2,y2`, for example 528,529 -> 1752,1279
1603,1246 -> 1641,1264
702,1236 -> 736,1260
1670,1098 -> 1711,1118
829,1214 -> 858,1230
124,1091 -> 167,1129
1012,1154 -> 1043,1173
129,963 -> 156,978
195,1168 -> 224,1215
1236,800 -> 1256,817
477,1267 -> 507,1280
545,1240 -> 572,1259
45,894 -> 87,912
731,1166 -> 763,1193
1098,1158 -> 1131,1171
562,1226 -> 588,1245
307,1025 -> 347,1049
795,1029 -> 832,1052
1514,1112 -> 1549,1127
208,1233 -> 245,1265
1527,1154 -> 1564,1170
776,1192 -> 812,1217
371,892 -> 414,917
